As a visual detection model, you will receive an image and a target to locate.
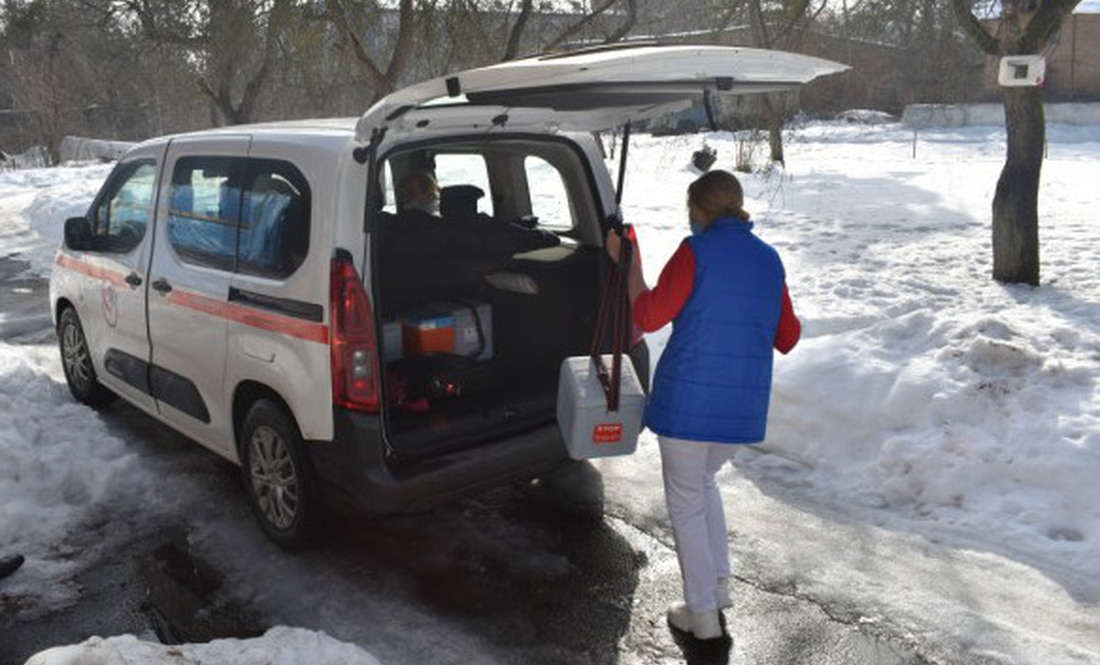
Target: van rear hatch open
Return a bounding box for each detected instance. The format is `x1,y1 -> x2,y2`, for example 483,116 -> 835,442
358,43 -> 848,137
362,44 -> 847,460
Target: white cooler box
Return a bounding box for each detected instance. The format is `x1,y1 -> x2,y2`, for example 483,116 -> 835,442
557,354 -> 645,460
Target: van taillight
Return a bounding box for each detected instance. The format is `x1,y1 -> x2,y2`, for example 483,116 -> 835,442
330,254 -> 379,413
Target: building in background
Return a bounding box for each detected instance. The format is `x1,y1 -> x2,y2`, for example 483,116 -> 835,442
978,10 -> 1100,102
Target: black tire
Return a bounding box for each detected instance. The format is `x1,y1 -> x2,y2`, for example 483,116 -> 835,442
58,307 -> 116,408
239,400 -> 323,550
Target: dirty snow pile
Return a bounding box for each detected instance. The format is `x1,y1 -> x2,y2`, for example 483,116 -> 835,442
23,627 -> 381,665
0,344 -> 137,614
0,165 -> 130,612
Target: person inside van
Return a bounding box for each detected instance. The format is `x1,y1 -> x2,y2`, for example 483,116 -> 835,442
399,171 -> 441,217
380,171 -> 456,309
606,169 -> 801,641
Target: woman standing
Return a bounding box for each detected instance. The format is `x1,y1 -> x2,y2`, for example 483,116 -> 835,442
607,169 -> 801,640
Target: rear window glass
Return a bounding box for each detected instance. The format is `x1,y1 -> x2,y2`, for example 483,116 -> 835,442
168,156 -> 310,277
238,160 -> 311,278
377,145 -> 582,234
524,156 -> 573,230
380,161 -> 397,215
168,157 -> 240,271
434,154 -> 492,216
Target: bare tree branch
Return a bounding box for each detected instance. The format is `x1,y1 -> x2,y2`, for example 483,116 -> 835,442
117,0 -> 210,48
604,0 -> 638,43
749,0 -> 772,47
503,0 -> 534,61
1022,0 -> 1083,51
236,0 -> 293,121
385,0 -> 416,83
326,0 -> 393,94
325,0 -> 414,99
544,0 -> 627,51
950,0 -> 1000,55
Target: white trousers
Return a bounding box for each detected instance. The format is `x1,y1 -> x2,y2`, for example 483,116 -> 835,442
659,435 -> 734,613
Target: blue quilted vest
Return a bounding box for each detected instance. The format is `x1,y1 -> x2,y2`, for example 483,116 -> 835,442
645,217 -> 785,443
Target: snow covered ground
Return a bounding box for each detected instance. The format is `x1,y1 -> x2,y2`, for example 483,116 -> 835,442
1,119 -> 1098,664
619,121 -> 1100,585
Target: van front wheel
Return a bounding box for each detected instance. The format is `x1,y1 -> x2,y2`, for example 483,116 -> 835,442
58,307 -> 115,408
240,400 -> 322,550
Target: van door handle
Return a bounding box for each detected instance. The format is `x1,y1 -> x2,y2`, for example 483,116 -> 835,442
151,278 -> 173,294
125,272 -> 142,287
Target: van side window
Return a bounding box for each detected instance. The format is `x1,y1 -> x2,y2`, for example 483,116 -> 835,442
524,156 -> 573,231
91,159 -> 156,253
434,154 -> 492,216
238,160 -> 311,278
168,157 -> 241,271
168,156 -> 311,278
379,161 -> 397,215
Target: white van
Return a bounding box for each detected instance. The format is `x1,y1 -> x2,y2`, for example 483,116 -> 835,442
49,44 -> 844,548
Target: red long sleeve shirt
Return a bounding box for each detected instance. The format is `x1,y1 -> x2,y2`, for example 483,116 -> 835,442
633,241 -> 802,354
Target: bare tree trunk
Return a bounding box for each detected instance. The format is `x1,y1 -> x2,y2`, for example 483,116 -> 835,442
326,0 -> 416,102
7,46 -> 65,163
503,0 -> 533,61
604,0 -> 638,43
993,87 -> 1044,285
763,95 -> 784,164
747,0 -> 785,165
951,0 -> 1081,285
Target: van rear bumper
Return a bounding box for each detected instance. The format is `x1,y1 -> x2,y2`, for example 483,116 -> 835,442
308,409 -> 570,513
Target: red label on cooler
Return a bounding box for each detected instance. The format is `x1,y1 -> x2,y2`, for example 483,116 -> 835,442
593,423 -> 623,443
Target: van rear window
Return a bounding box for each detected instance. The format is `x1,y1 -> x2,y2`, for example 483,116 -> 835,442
167,157 -> 310,278
168,157 -> 239,271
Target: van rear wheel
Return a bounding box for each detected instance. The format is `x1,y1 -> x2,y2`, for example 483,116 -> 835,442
240,400 -> 322,550
58,307 -> 115,408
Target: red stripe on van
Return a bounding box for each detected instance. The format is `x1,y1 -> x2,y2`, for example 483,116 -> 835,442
55,254 -> 128,287
168,289 -> 330,345
57,255 -> 329,344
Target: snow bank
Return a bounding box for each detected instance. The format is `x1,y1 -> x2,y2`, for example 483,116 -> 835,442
902,102 -> 1100,128
767,308 -> 1099,552
2,146 -> 51,170
0,163 -> 111,276
618,126 -> 1100,592
24,627 -> 383,665
0,345 -> 134,553
58,137 -> 136,164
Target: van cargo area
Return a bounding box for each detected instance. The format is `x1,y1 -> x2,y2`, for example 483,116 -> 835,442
378,239 -> 602,459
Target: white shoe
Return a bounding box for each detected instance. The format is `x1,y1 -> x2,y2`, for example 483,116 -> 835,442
716,577 -> 732,610
667,602 -> 723,640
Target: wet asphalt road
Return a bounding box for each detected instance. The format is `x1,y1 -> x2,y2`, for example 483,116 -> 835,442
0,257 -> 943,665
0,257 -> 53,345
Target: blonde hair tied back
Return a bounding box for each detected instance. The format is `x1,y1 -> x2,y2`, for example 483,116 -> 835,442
688,169 -> 750,221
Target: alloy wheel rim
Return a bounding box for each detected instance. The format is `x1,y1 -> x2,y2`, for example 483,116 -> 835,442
62,321 -> 92,392
248,425 -> 299,530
